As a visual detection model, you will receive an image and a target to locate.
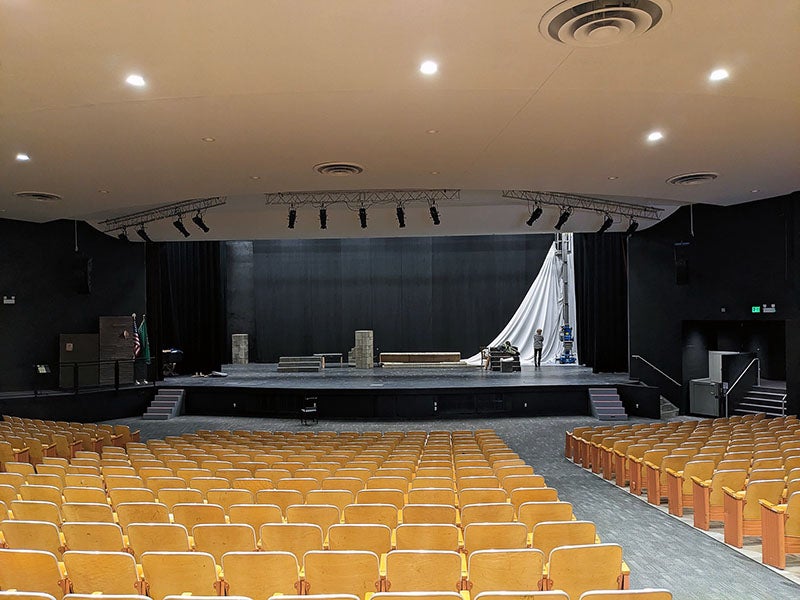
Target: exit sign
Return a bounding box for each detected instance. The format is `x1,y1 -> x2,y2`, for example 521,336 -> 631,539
752,304 -> 777,314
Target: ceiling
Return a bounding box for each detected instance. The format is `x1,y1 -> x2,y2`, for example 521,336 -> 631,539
1,0 -> 798,240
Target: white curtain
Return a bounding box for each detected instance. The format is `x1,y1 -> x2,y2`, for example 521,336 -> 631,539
465,234 -> 578,366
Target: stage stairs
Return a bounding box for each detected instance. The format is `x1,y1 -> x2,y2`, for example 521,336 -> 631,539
277,356 -> 322,373
733,384 -> 787,418
142,388 -> 184,420
588,387 -> 627,421
660,396 -> 680,420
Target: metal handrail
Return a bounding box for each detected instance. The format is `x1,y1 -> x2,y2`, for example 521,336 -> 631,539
724,358 -> 760,418
727,358 -> 760,396
631,355 -> 681,387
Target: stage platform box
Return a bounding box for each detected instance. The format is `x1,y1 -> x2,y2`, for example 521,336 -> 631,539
380,352 -> 462,366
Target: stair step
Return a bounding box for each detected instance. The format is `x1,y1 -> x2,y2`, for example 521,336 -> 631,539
598,414 -> 628,421
734,408 -> 784,417
742,396 -> 785,405
142,413 -> 171,420
152,399 -> 178,406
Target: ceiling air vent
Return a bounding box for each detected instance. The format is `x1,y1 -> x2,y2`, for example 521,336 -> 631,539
314,162 -> 364,176
14,191 -> 63,203
539,0 -> 672,47
666,172 -> 719,186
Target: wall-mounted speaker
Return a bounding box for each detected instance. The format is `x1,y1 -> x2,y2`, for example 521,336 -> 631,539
74,253 -> 92,294
674,242 -> 689,285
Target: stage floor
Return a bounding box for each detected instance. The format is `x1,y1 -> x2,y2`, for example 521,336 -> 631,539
161,363 -> 632,390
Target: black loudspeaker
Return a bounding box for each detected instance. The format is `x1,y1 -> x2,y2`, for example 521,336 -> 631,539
674,243 -> 689,285
74,253 -> 92,294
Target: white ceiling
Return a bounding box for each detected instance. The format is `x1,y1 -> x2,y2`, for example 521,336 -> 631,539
1,0 -> 798,240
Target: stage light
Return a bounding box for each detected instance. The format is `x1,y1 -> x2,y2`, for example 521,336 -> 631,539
117,230 -> 129,242
192,213 -> 210,233
598,214 -> 614,234
554,208 -> 571,230
358,207 -> 368,228
396,205 -> 406,228
173,217 -> 191,238
288,207 -> 297,229
625,218 -> 639,234
135,226 -> 152,243
319,207 -> 327,229
429,204 -> 440,225
526,206 -> 543,227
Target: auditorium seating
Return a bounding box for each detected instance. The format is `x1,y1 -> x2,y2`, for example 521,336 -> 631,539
0,417 -> 673,599
567,413 -> 800,570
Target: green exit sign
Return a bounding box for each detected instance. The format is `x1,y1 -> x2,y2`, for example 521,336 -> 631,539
752,306 -> 761,313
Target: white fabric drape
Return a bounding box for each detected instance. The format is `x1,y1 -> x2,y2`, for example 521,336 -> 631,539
465,234 -> 578,366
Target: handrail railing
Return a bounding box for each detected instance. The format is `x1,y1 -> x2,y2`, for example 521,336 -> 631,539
727,358 -> 760,396
724,358 -> 760,417
631,355 -> 681,387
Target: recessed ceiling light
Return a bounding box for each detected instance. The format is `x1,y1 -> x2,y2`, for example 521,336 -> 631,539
646,130 -> 664,142
607,176 -> 618,180
751,189 -> 760,193
420,60 -> 438,75
201,137 -> 216,143
125,74 -> 146,87
430,170 -> 440,175
15,153 -> 30,162
249,175 -> 261,180
426,129 -> 439,134
709,68 -> 729,82
98,189 -> 110,194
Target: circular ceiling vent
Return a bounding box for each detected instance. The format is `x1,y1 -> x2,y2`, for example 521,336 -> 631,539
14,191 -> 63,203
539,0 -> 672,47
314,162 -> 364,176
666,172 -> 719,186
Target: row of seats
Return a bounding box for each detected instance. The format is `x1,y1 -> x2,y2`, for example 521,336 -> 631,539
0,545 -> 636,600
1,416 -> 139,463
0,589 -> 674,600
0,422 -> 671,599
566,414 -> 800,570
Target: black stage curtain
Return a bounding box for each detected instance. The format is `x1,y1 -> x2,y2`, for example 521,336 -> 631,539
146,241 -> 226,375
574,233 -> 629,372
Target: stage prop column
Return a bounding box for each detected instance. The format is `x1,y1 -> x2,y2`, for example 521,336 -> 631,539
231,334 -> 249,364
354,330 -> 374,369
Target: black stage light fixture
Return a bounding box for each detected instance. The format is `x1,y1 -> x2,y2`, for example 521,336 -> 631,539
396,205 -> 406,228
358,207 -> 368,228
598,214 -> 614,234
554,208 -> 571,230
135,225 -> 152,243
429,204 -> 440,225
625,218 -> 639,234
319,207 -> 327,229
288,208 -> 297,229
173,217 -> 191,238
117,230 -> 129,242
192,212 -> 210,233
526,206 -> 543,227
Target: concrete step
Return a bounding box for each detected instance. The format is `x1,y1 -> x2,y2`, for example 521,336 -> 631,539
157,389 -> 185,396
151,400 -> 178,407
734,408 -> 784,418
598,413 -> 628,421
142,412 -> 171,420
742,395 -> 785,405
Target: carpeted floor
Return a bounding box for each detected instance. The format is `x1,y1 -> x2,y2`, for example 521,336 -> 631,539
104,414 -> 800,600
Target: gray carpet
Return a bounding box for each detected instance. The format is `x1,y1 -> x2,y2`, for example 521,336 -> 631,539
104,414 -> 800,600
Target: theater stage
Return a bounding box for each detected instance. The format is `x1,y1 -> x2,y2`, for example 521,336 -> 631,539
162,364 -> 662,420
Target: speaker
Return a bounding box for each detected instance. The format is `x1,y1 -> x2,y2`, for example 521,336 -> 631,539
74,253 -> 92,294
674,243 -> 689,285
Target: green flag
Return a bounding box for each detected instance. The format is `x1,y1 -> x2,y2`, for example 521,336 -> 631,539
139,315 -> 151,365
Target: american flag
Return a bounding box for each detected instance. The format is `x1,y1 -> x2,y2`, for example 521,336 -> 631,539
132,314 -> 141,358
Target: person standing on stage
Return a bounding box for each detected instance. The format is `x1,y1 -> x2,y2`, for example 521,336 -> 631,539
533,328 -> 544,367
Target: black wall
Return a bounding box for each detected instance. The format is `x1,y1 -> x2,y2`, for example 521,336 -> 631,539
628,194 -> 799,414
0,219 -> 145,392
226,234 -> 554,362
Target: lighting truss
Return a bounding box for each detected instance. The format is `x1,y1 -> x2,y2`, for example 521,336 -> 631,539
99,196 -> 227,234
264,189 -> 459,210
502,190 -> 662,221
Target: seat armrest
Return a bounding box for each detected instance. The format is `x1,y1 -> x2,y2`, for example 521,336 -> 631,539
690,476 -> 711,488
758,499 -> 787,513
722,486 -> 745,500
643,461 -> 659,470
